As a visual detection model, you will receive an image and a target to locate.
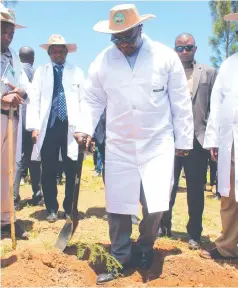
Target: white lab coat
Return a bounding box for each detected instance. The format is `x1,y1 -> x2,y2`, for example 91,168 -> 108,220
78,34 -> 194,214
203,53 -> 238,202
8,48 -> 30,162
26,61 -> 85,161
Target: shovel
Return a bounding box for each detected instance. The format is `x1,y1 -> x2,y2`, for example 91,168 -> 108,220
55,147 -> 84,251
8,106 -> 16,250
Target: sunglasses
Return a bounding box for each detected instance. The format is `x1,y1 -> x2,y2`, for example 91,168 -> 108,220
111,33 -> 138,45
175,45 -> 195,52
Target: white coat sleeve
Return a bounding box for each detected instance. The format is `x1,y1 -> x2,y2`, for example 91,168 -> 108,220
167,52 -> 194,149
75,69 -> 85,132
203,69 -> 223,149
19,69 -> 30,104
26,68 -> 41,131
76,59 -> 107,137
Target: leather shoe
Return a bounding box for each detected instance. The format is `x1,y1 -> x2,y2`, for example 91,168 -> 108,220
46,212 -> 58,223
2,221 -> 29,240
200,247 -> 238,260
157,227 -> 172,238
188,239 -> 200,250
131,215 -> 140,225
64,213 -> 71,220
139,250 -> 154,270
96,267 -> 123,284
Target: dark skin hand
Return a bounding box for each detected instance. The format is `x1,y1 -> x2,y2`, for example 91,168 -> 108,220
210,148 -> 218,162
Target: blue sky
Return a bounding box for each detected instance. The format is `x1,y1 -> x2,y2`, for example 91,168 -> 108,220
10,1 -> 213,74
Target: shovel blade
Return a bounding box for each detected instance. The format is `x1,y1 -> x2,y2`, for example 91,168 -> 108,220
55,219 -> 74,251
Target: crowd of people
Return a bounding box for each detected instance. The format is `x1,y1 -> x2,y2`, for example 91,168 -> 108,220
1,3 -> 238,285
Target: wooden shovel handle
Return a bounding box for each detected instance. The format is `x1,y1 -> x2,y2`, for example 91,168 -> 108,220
8,106 -> 16,249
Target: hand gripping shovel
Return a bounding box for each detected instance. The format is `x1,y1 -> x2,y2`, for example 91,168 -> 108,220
55,147 -> 84,251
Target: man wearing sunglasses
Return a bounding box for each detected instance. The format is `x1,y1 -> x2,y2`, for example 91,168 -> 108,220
159,33 -> 217,250
75,4 -> 193,283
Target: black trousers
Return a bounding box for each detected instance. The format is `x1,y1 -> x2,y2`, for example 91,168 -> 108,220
108,184 -> 163,264
161,138 -> 209,240
41,118 -> 79,214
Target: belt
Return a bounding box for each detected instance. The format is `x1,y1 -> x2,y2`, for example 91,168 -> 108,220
1,109 -> 18,117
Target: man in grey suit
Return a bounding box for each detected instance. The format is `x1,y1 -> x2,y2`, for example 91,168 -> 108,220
159,33 -> 217,249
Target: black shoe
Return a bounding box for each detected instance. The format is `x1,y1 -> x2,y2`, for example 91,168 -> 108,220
139,250 -> 154,270
188,239 -> 200,250
157,227 -> 172,238
2,221 -> 29,240
29,191 -> 44,206
96,267 -> 123,284
46,212 -> 58,223
64,213 -> 71,220
14,201 -> 21,211
131,215 -> 140,225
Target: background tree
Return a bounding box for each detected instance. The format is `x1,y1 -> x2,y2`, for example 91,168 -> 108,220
209,0 -> 238,68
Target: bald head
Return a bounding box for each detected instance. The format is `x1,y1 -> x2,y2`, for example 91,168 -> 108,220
174,33 -> 197,67
19,46 -> 34,65
175,33 -> 196,46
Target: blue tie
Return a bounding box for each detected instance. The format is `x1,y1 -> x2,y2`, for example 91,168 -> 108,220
55,65 -> 67,121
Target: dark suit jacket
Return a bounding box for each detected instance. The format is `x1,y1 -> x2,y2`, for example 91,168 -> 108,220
192,62 -> 217,146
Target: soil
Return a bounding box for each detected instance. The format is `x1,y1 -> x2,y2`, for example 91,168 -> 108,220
1,162 -> 238,287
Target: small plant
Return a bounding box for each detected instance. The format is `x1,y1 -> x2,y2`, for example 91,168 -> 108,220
75,242 -> 122,274
1,244 -> 12,257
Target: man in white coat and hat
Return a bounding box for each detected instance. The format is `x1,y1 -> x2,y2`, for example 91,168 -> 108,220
26,35 -> 85,222
0,4 -> 29,239
75,4 -> 194,283
200,12 -> 238,260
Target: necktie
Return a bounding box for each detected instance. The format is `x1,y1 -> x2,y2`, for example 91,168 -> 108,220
55,65 -> 67,121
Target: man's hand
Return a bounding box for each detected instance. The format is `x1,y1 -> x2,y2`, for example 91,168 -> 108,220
210,148 -> 218,162
1,90 -> 24,107
32,130 -> 40,144
73,132 -> 92,151
175,149 -> 190,157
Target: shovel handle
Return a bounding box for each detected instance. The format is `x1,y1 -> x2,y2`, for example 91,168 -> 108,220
8,106 -> 16,249
72,147 -> 84,214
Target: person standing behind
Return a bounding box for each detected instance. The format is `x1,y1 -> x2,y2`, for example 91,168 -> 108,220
159,33 -> 217,250
200,12 -> 238,260
26,35 -> 85,223
1,4 -> 29,239
14,46 -> 43,210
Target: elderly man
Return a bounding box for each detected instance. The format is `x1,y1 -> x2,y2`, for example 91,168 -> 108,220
26,35 -> 85,222
200,12 -> 238,260
159,33 -> 217,250
0,4 -> 29,239
75,4 -> 193,284
14,46 -> 43,210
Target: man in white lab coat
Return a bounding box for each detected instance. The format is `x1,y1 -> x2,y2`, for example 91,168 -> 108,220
75,4 -> 194,283
26,35 -> 85,223
201,12 -> 238,260
0,4 -> 29,239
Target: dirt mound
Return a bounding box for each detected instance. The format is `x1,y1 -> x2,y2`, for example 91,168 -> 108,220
1,246 -> 96,287
1,244 -> 238,287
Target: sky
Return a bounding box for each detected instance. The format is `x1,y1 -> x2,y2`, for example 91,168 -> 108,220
9,1 -> 214,75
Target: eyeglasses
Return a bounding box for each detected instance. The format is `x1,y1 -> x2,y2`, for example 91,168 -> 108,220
111,33 -> 138,45
175,45 -> 195,52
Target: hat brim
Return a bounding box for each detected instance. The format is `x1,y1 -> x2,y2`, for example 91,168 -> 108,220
224,13 -> 238,21
1,20 -> 26,29
93,14 -> 155,34
39,43 -> 77,53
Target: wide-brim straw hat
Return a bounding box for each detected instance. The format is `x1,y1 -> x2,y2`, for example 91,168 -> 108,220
224,13 -> 238,21
93,4 -> 155,34
0,4 -> 26,29
39,34 -> 77,53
